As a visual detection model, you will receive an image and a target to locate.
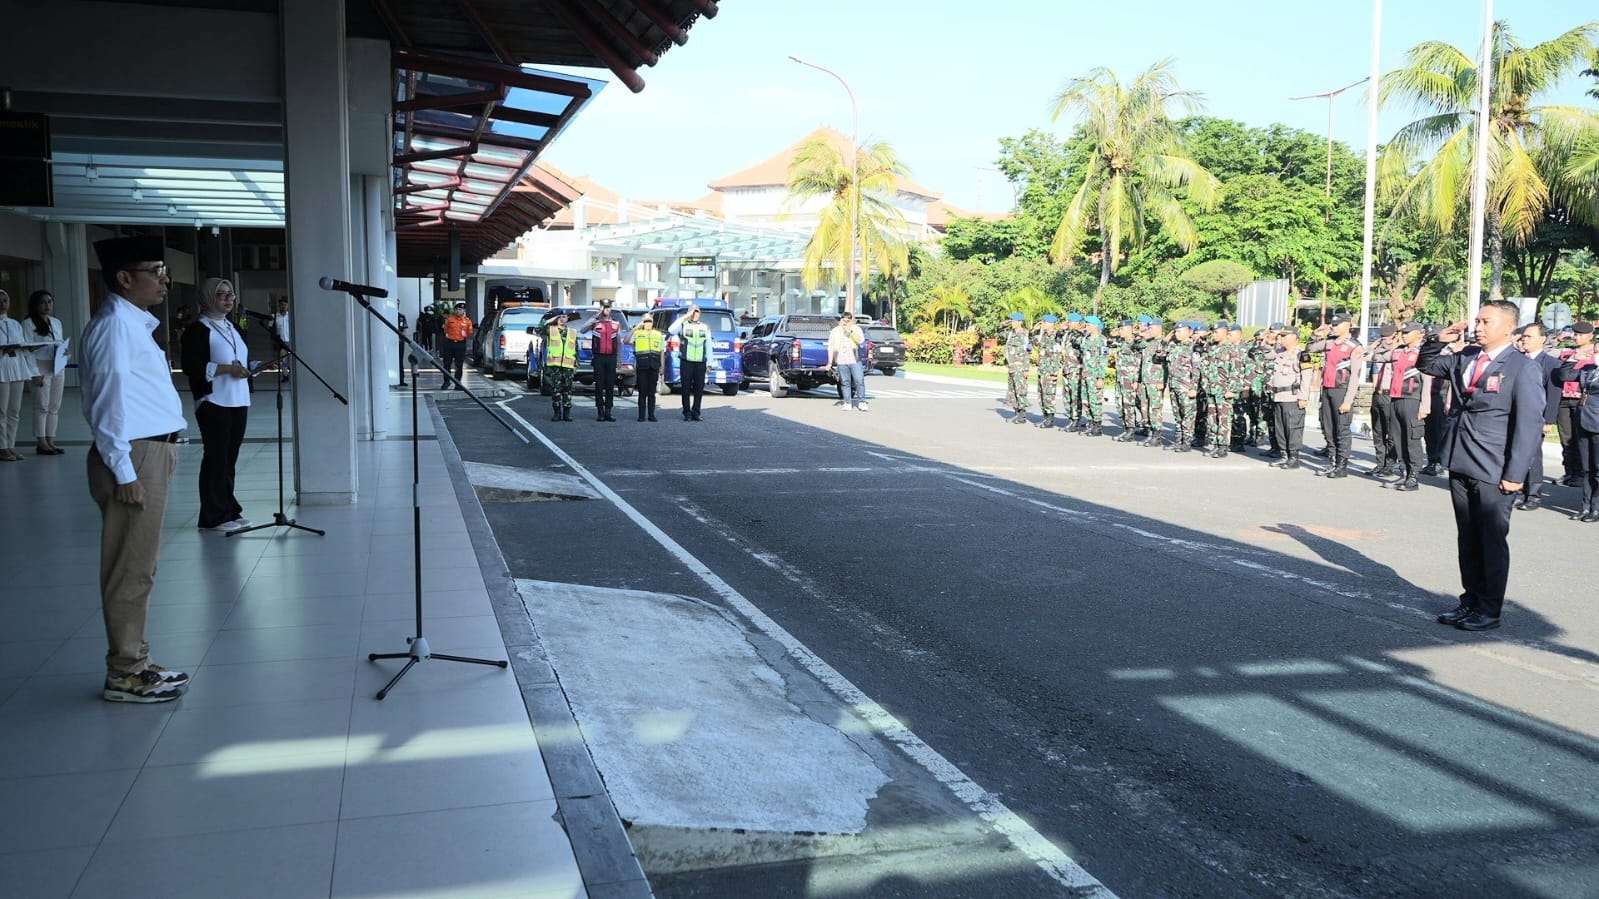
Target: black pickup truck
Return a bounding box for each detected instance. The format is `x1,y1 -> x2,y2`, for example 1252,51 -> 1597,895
863,321 -> 906,374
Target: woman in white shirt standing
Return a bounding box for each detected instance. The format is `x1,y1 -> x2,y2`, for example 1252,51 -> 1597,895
179,278 -> 252,531
24,290 -> 67,455
0,288 -> 42,462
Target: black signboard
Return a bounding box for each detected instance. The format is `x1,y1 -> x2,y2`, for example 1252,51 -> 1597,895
0,111 -> 52,206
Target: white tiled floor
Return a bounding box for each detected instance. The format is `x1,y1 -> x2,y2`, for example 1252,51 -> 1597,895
0,392 -> 586,898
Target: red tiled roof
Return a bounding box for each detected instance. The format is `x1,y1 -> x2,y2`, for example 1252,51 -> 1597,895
706,126 -> 941,200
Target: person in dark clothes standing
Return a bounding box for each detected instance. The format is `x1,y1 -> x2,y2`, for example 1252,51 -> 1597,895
1416,301 -> 1546,632
1365,324 -> 1399,479
1514,323 -> 1562,510
180,278 -> 254,532
670,305 -> 712,421
1381,323 -> 1432,492
1307,314 -> 1364,478
1555,322 -> 1594,486
1555,342 -> 1598,521
630,314 -> 664,422
581,299 -> 622,422
1420,326 -> 1457,476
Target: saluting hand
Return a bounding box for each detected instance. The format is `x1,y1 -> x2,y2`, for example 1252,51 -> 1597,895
1437,320 -> 1469,343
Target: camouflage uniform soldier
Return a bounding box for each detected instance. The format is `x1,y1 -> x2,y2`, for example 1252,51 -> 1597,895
1112,320 -> 1143,440
1161,321 -> 1202,452
1191,322 -> 1213,447
542,314 -> 579,422
1034,314 -> 1063,428
1059,313 -> 1086,429
1225,325 -> 1253,451
1136,318 -> 1169,446
1003,313 -> 1031,423
1199,323 -> 1244,458
1078,315 -> 1109,436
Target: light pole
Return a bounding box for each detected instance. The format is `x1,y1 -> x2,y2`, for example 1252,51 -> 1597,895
1290,76 -> 1369,325
791,55 -> 860,315
1357,0 -> 1383,347
1465,0 -> 1496,322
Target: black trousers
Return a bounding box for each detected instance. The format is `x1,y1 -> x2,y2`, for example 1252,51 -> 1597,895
1424,400 -> 1448,465
1319,386 -> 1353,464
636,366 -> 659,419
196,402 -> 247,528
1557,401 -> 1582,477
1450,473 -> 1516,619
680,359 -> 706,417
1388,395 -> 1425,471
1577,426 -> 1599,512
1370,394 -> 1395,467
592,354 -> 617,415
440,339 -> 467,384
1273,400 -> 1305,458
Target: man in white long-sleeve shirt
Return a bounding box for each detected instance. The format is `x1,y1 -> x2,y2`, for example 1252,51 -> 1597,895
80,235 -> 190,703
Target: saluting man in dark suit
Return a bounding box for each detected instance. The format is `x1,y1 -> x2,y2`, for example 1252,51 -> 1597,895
1416,301 -> 1546,632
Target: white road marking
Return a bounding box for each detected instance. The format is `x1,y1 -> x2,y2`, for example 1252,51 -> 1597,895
495,398 -> 1114,897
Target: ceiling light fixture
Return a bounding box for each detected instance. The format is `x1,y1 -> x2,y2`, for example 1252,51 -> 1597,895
85,164 -> 99,180
131,188 -> 143,201
167,204 -> 178,216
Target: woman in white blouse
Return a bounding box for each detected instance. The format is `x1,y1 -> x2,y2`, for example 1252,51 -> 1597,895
0,288 -> 42,463
24,290 -> 66,455
179,278 -> 253,531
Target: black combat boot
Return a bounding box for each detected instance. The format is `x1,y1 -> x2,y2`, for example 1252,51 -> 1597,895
561,408 -> 573,422
647,413 -> 657,422
1329,461 -> 1349,478
1396,468 -> 1419,491
1036,416 -> 1055,429
1086,423 -> 1103,437
1420,462 -> 1442,476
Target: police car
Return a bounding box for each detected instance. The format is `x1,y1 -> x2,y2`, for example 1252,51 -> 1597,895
649,298 -> 744,395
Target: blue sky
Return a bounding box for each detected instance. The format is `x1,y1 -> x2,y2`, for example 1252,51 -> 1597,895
542,1 -> 1597,213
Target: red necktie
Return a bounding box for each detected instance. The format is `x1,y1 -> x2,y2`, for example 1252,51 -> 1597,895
1464,352 -> 1492,395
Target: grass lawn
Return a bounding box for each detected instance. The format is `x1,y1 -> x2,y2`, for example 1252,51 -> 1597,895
903,361 -> 1010,382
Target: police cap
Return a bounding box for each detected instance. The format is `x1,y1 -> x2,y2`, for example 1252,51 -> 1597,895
1329,313 -> 1352,325
1008,312 -> 1025,322
1040,313 -> 1059,324
1574,321 -> 1596,334
1379,323 -> 1396,337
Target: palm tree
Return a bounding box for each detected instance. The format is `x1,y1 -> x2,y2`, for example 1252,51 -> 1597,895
786,136 -> 912,313
1006,285 -> 1063,324
1048,59 -> 1221,312
917,283 -> 972,334
1381,21 -> 1599,300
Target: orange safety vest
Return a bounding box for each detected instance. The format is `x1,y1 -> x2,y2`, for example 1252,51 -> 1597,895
443,314 -> 473,342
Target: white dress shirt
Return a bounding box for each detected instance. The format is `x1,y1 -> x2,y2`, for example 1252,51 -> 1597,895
200,316 -> 251,408
23,315 -> 63,369
80,294 -> 187,484
1461,342 -> 1509,392
0,317 -> 40,382
274,312 -> 290,343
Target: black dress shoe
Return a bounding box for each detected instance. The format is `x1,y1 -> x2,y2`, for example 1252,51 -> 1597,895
1172,443 -> 1191,453
562,410 -> 573,421
1328,465 -> 1349,479
1420,464 -> 1442,476
691,414 -> 702,422
1455,613 -> 1501,631
648,414 -> 657,422
1436,604 -> 1473,625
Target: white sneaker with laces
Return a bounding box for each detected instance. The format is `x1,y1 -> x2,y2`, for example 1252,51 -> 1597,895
857,402 -> 870,412
230,517 -> 254,528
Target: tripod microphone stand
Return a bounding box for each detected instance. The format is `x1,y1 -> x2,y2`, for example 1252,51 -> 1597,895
229,313 -> 346,538
328,280 -> 529,700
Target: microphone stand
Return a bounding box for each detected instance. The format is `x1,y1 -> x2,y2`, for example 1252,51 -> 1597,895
329,284 -> 528,700
228,316 -> 346,539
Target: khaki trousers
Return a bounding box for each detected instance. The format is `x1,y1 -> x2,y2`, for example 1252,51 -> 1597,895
88,441 -> 177,675
0,379 -> 23,449
32,371 -> 65,439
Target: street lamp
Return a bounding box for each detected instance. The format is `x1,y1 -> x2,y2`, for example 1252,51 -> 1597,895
1290,76 -> 1368,326
790,55 -> 860,316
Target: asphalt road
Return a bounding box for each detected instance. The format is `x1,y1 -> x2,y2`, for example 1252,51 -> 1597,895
439,373 -> 1599,899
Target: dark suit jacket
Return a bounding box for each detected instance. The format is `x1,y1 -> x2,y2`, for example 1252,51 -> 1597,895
1528,351 -> 1563,424
1415,339 -> 1545,484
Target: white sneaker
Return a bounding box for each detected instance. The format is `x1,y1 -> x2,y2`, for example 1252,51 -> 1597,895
857,403 -> 870,412
204,520 -> 245,533
230,518 -> 254,528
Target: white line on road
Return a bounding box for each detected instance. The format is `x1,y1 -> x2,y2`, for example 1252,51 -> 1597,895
494,397 -> 1114,897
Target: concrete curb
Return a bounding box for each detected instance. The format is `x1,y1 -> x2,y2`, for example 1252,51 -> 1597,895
426,395 -> 654,899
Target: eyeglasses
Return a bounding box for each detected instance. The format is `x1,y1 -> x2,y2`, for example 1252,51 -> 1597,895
129,264 -> 168,278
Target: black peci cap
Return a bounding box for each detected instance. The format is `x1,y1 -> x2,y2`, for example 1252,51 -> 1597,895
93,235 -> 165,277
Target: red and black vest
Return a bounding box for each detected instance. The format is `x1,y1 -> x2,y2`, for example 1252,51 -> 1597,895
592,318 -> 620,355
1389,348 -> 1423,398
1322,340 -> 1357,390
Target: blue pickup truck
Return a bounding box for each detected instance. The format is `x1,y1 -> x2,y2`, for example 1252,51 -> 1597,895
740,314 -> 871,398
524,306 -> 637,395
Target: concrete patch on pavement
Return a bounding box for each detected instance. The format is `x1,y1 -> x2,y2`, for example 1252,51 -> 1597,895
514,578 -> 890,833
464,461 -> 599,502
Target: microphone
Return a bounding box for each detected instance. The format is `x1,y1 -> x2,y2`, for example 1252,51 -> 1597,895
319,277 -> 388,299
239,308 -> 275,323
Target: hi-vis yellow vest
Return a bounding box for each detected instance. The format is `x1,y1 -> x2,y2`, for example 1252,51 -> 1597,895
633,329 -> 665,354
682,322 -> 710,362
546,328 -> 578,369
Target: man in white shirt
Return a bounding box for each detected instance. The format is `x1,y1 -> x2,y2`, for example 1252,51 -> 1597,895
80,235 -> 190,703
827,312 -> 868,412
273,297 -> 292,383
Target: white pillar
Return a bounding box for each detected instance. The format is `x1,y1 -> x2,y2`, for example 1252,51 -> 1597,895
572,280 -> 592,305
283,0 -> 357,504
364,174 -> 391,435
348,174 -> 373,440
44,223 -> 89,388
617,254 -> 638,305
